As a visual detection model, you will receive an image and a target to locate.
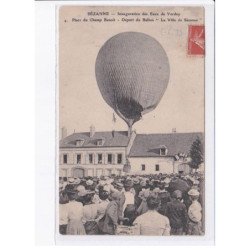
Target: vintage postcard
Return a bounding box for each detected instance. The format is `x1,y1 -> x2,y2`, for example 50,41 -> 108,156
57,4 -> 211,240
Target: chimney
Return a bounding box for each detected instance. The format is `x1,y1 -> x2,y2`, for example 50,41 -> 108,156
90,125 -> 95,137
172,128 -> 176,133
60,126 -> 67,139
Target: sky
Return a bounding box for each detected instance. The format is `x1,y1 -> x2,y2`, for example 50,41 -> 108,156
59,6 -> 204,136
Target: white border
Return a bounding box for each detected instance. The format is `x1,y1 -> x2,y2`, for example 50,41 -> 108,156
35,0 -> 214,245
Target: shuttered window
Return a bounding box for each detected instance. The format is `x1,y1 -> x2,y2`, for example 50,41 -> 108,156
141,164 -> 146,171
107,154 -> 112,164
89,154 -> 93,164
117,154 -> 122,164
76,154 -> 81,164
63,154 -> 68,164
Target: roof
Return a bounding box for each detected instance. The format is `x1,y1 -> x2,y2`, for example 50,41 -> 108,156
60,131 -> 130,148
129,133 -> 204,157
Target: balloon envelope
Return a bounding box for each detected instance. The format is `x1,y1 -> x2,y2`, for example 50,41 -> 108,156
95,32 -> 170,127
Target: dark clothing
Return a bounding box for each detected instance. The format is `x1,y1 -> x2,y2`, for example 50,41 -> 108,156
123,204 -> 137,226
102,201 -> 119,235
158,191 -> 171,215
171,227 -> 184,235
84,221 -> 99,235
169,178 -> 191,208
59,224 -> 67,235
169,178 -> 190,194
187,220 -> 203,235
165,200 -> 188,231
133,184 -> 142,208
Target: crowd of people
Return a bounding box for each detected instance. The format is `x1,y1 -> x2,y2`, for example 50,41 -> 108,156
59,171 -> 205,236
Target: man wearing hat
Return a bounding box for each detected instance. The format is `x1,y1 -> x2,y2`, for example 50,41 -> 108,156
158,182 -> 171,216
86,179 -> 95,191
164,190 -> 188,235
65,177 -> 75,191
187,189 -> 203,235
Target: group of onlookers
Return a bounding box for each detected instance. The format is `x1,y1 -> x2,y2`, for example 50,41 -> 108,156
59,172 -> 204,236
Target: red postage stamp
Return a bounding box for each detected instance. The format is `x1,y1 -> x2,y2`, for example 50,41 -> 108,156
188,25 -> 205,55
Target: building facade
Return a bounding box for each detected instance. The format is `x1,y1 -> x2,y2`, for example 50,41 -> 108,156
59,129 -> 203,177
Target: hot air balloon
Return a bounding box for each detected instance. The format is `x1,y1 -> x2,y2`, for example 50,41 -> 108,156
95,32 -> 170,136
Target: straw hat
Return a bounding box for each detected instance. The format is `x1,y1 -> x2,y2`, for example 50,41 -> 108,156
68,177 -> 75,184
188,189 -> 200,196
86,179 -> 94,186
76,185 -> 86,193
78,189 -> 95,197
163,177 -> 171,184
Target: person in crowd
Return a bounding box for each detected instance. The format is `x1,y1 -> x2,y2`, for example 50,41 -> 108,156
81,190 -> 99,235
74,177 -> 81,185
85,179 -> 95,191
133,195 -> 171,236
187,189 -> 203,235
62,177 -> 68,190
66,189 -> 86,235
198,174 -> 205,233
65,177 -> 76,190
169,174 -> 191,209
165,190 -> 188,235
123,204 -> 137,226
59,191 -> 69,235
96,191 -> 110,223
101,191 -> 122,234
75,185 -> 87,204
113,181 -> 124,192
158,182 -> 171,215
122,179 -> 135,213
132,177 -> 142,208
137,181 -> 150,215
148,180 -> 155,192
112,182 -> 126,221
103,177 -> 116,193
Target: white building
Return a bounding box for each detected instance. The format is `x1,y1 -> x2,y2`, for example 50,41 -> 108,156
59,128 -> 203,177
128,133 -> 202,175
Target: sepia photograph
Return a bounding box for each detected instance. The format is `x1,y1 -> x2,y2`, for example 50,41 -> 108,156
58,5 -> 206,237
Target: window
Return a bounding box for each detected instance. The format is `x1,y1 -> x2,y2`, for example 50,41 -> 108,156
63,154 -> 67,164
89,154 -> 93,164
107,154 -> 112,164
155,164 -> 160,171
141,164 -> 146,171
160,148 -> 166,156
98,154 -> 103,164
117,154 -> 122,164
76,154 -> 81,164
97,139 -> 104,146
76,140 -> 84,147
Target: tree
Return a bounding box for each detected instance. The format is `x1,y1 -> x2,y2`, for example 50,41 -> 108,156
189,137 -> 204,170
